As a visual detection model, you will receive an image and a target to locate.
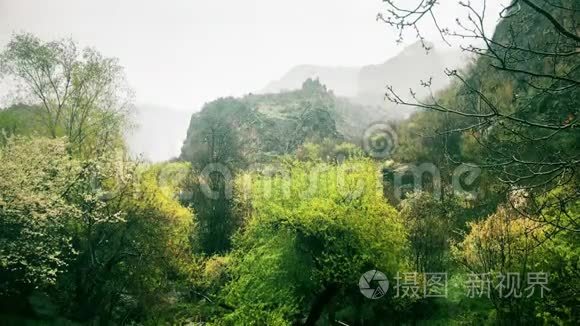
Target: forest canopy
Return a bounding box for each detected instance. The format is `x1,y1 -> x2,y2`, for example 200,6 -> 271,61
0,0 -> 579,325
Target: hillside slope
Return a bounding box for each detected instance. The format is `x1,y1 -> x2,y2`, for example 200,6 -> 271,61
181,79 -> 382,165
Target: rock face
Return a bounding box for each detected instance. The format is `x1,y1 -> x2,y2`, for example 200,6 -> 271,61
180,79 -> 348,165
181,77 -> 426,165
260,41 -> 466,119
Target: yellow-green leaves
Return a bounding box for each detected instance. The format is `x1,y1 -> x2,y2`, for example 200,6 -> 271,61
220,158 -> 406,323
0,137 -> 79,293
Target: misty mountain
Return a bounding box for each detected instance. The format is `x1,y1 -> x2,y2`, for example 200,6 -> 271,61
355,41 -> 466,108
262,65 -> 360,97
131,42 -> 466,162
125,105 -> 193,162
180,79 -> 385,165
261,41 -> 467,119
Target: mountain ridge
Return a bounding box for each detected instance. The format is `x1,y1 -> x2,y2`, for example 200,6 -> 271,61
261,41 -> 467,116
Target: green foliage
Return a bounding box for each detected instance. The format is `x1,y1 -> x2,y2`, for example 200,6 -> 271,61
0,33 -> 132,158
104,162 -> 196,320
296,140 -> 364,163
0,104 -> 46,141
2,12 -> 579,324
218,159 -> 407,324
0,137 -> 80,294
452,192 -> 579,324
180,166 -> 240,255
399,192 -> 462,273
530,187 -> 580,324
0,135 -> 196,323
63,159 -> 196,322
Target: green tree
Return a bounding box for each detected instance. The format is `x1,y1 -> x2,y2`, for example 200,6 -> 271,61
0,136 -> 197,323
180,98 -> 246,254
61,159 -> 196,323
218,159 -> 408,325
453,193 -> 579,324
0,137 -> 80,296
0,33 -> 133,158
0,104 -> 46,142
399,192 -> 462,273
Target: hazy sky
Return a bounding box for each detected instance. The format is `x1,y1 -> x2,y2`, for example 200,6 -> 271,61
0,0 -> 506,112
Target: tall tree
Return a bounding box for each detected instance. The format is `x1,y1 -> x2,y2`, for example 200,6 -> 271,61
0,33 -> 133,157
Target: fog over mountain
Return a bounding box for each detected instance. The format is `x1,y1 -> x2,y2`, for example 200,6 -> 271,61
262,65 -> 360,97
131,41 -> 468,161
262,41 -> 467,119
355,42 -> 467,107
1,0 -> 503,163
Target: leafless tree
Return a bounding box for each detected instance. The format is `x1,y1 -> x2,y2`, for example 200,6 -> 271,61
378,0 -> 579,230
